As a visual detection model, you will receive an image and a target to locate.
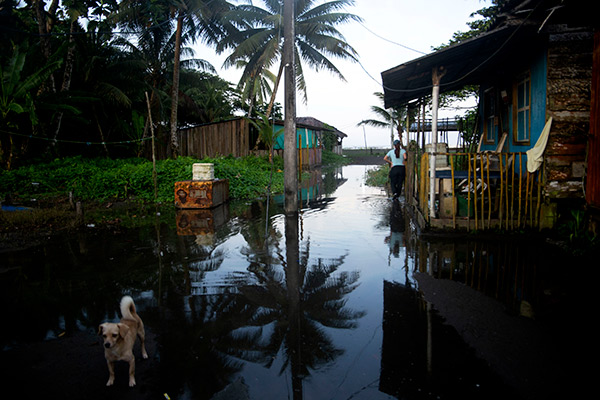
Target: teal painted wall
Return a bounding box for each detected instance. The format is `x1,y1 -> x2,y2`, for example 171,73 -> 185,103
273,124 -> 318,150
479,47 -> 547,153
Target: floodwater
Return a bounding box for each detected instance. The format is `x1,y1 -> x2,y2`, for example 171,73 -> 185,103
0,165 -> 575,400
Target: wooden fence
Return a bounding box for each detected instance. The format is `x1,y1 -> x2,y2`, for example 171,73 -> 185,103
408,152 -> 545,230
178,119 -> 322,168
178,119 -> 251,159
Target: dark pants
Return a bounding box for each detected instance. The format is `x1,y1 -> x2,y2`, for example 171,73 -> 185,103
389,165 -> 406,196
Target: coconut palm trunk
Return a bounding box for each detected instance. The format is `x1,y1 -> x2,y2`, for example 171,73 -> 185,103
170,12 -> 184,158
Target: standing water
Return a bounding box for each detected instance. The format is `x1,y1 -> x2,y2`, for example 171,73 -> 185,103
0,165 -> 575,399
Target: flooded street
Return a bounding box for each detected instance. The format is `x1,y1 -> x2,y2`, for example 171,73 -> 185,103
0,165 -> 574,400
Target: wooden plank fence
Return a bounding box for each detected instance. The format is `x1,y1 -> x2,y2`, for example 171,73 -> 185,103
407,152 -> 547,231
178,118 -> 251,158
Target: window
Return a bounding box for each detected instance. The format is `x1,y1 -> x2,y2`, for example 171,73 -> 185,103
513,73 -> 531,144
483,89 -> 496,143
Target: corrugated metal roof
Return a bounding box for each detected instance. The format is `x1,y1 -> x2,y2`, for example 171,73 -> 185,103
381,24 -> 540,108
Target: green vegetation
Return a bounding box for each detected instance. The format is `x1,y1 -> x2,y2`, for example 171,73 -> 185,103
321,150 -> 349,167
0,155 -> 285,205
558,209 -> 598,256
365,165 -> 389,187
1,0 -> 362,167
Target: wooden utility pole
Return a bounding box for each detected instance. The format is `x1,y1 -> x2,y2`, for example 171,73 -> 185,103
169,13 -> 184,158
283,0 -> 298,215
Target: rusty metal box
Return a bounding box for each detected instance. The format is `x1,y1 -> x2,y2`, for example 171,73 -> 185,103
175,204 -> 229,236
174,179 -> 229,209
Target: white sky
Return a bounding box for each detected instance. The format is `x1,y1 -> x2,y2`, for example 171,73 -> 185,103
193,0 -> 490,148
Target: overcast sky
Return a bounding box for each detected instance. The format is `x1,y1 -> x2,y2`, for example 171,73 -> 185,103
194,0 -> 490,149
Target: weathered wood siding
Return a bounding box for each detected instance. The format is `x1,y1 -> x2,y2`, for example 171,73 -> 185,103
586,30 -> 600,208
178,118 -> 322,168
178,118 -> 251,158
545,26 -> 594,199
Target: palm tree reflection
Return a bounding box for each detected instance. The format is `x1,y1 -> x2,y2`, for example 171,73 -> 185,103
225,214 -> 365,399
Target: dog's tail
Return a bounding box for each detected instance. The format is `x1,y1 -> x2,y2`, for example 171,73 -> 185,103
120,295 -> 139,321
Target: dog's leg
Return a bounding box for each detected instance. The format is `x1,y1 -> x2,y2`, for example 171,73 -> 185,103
138,329 -> 148,359
128,356 -> 136,387
106,360 -> 115,386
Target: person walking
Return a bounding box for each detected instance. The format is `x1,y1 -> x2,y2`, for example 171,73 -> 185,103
384,140 -> 407,198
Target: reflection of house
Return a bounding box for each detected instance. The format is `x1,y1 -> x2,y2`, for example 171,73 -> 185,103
382,0 -> 598,230
177,116 -> 346,168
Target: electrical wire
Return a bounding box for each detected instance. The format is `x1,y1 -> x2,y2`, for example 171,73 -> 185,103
357,20 -> 426,55
1,129 -> 153,146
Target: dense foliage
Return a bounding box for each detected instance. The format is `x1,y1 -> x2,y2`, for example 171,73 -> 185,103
0,0 -> 361,168
0,155 -> 284,204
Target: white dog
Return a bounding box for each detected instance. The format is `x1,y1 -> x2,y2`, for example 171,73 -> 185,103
98,296 -> 148,387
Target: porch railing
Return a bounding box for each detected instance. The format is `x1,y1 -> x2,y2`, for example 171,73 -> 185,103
407,152 -> 544,230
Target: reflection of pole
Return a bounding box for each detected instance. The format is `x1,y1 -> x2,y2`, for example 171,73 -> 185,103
283,0 -> 297,215
284,213 -> 302,400
154,207 -> 163,306
426,249 -> 434,377
427,301 -> 433,376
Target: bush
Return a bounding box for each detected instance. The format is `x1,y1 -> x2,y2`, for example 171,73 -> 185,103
365,165 -> 389,187
0,155 -> 285,205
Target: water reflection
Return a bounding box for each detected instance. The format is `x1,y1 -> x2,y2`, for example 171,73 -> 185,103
224,214 -> 364,399
0,165 -> 572,400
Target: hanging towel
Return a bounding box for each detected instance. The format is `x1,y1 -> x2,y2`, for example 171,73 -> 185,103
526,117 -> 553,173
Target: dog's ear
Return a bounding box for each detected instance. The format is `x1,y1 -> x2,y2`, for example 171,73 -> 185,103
98,323 -> 106,335
117,322 -> 130,338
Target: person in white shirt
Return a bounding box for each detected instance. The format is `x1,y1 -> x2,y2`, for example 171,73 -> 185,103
383,140 -> 407,199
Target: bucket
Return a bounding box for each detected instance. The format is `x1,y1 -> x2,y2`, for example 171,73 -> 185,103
193,163 -> 214,180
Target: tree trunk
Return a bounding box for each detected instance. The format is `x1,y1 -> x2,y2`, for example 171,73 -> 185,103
283,0 -> 297,215
266,60 -> 285,119
48,19 -> 77,149
33,0 -> 55,92
170,13 -> 184,158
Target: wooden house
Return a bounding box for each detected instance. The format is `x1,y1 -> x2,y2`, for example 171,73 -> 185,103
381,0 -> 599,230
177,116 -> 345,169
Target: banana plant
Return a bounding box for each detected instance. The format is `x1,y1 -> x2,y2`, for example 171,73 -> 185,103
0,43 -> 62,168
248,112 -> 283,163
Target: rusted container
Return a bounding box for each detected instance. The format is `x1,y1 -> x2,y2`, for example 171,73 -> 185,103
175,204 -> 229,236
174,179 -> 229,209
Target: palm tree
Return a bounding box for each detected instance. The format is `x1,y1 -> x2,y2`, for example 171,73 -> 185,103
358,92 -> 407,148
220,214 -> 365,399
219,0 -> 361,117
168,0 -> 234,157
235,58 -> 277,117
117,0 -> 232,157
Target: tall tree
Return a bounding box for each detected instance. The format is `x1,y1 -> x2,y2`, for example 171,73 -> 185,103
219,0 -> 361,118
169,0 -> 234,157
118,0 -> 232,157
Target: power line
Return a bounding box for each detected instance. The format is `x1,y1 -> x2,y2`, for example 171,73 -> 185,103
356,5 -> 539,95
2,130 -> 153,146
357,20 -> 426,55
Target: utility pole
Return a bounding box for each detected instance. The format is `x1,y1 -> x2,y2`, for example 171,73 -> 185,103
283,0 -> 297,215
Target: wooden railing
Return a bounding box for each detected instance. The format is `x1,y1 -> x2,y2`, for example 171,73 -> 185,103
409,152 -> 544,230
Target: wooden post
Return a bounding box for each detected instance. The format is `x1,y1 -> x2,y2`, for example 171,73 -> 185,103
283,0 -> 297,215
429,66 -> 446,218
145,92 -> 158,203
